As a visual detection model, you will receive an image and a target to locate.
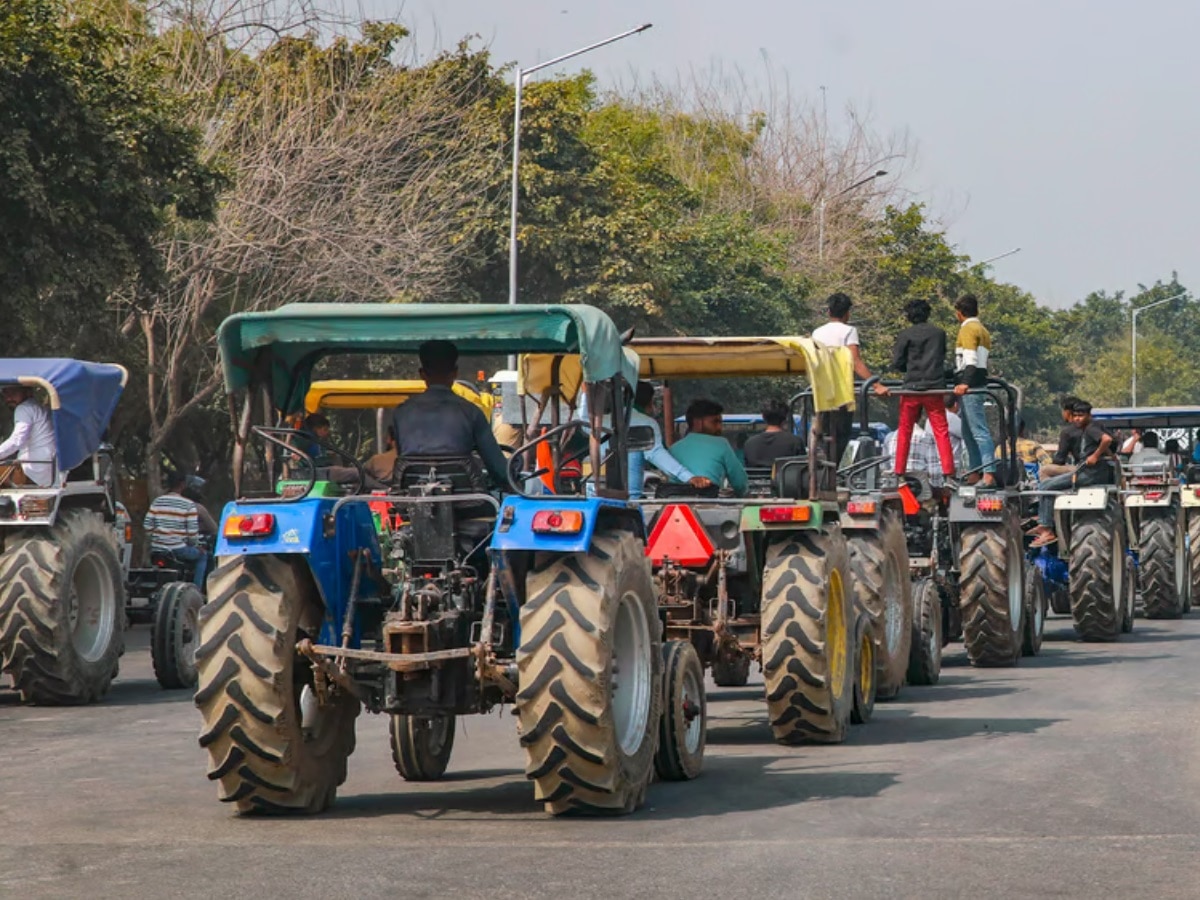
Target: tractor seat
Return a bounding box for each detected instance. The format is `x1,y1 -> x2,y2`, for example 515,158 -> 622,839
773,456 -> 810,500
394,455 -> 486,495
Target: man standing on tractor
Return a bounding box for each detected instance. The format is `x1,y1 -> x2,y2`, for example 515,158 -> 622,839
1029,400 -> 1115,548
0,385 -> 56,487
811,293 -> 883,464
879,299 -> 956,481
144,471 -> 209,588
668,399 -> 749,496
952,294 -> 997,487
393,340 -> 509,488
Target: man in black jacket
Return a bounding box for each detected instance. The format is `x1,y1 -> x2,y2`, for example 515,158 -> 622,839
879,299 -> 955,478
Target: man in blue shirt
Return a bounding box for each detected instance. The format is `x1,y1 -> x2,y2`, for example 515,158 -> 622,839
668,399 -> 749,497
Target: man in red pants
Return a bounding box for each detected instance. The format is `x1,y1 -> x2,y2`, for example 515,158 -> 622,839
879,299 -> 956,479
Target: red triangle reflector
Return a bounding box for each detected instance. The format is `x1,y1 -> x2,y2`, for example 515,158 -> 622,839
646,504 -> 715,566
898,483 -> 920,516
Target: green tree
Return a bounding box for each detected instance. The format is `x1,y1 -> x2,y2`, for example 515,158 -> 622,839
0,0 -> 220,355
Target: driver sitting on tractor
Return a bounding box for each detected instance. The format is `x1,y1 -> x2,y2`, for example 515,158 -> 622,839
1029,400 -> 1115,548
392,340 -> 509,489
0,384 -> 56,487
144,470 -> 210,588
668,399 -> 749,497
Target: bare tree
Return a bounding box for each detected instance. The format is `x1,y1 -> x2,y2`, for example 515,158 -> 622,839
114,2 -> 503,490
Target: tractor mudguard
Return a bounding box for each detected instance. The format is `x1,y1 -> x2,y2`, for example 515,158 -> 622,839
739,501 -> 823,532
1054,486 -> 1112,512
947,489 -> 1011,524
215,497 -> 381,643
490,496 -> 643,553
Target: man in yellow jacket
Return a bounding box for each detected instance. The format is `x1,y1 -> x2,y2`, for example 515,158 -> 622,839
952,294 -> 996,486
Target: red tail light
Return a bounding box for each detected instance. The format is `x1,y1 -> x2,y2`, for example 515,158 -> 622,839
532,509 -> 585,534
760,506 -> 812,524
976,496 -> 1004,513
846,500 -> 877,516
223,513 -> 276,538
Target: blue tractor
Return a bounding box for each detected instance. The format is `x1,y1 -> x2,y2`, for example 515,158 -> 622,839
195,304 -> 669,816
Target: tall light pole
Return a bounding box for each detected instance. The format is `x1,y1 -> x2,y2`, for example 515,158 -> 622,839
507,24 -> 653,314
817,169 -> 887,262
1131,290 -> 1189,407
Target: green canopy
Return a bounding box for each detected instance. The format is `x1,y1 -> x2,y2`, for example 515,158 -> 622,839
217,303 -> 629,413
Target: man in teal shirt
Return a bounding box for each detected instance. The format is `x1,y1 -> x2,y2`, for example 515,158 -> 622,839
668,399 -> 749,496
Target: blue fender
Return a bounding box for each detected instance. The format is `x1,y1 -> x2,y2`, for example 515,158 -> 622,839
490,496 -> 644,554
216,498 -> 382,645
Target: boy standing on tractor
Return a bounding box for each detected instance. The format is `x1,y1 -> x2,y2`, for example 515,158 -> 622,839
811,293 -> 879,464
952,294 -> 997,487
879,299 -> 956,480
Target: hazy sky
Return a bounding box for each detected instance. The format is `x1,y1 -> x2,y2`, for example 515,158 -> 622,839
379,0 -> 1197,308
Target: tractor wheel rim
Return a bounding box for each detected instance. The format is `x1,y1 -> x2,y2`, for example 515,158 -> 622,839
613,591 -> 652,756
681,662 -> 704,754
827,570 -> 848,698
71,550 -> 115,662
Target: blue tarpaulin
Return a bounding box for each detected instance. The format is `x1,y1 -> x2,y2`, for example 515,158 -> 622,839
0,359 -> 127,473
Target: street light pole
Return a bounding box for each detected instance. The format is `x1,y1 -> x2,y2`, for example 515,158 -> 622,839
507,24 -> 653,312
1131,290 -> 1189,407
817,169 -> 888,262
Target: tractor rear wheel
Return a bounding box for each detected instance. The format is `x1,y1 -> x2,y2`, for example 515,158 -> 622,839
847,515 -> 911,700
907,577 -> 943,686
1022,566 -> 1046,657
152,581 -> 203,689
959,514 -> 1025,667
850,613 -> 876,725
1068,511 -> 1124,642
654,640 -> 705,781
195,555 -> 359,814
0,510 -> 125,704
1187,513 -> 1200,613
1140,512 -> 1185,619
760,530 -> 854,745
517,530 -> 661,815
390,714 -> 456,781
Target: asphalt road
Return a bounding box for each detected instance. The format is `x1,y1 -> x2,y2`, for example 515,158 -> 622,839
4,613 -> 1200,900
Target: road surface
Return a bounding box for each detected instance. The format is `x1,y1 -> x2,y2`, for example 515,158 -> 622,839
3,614 -> 1199,899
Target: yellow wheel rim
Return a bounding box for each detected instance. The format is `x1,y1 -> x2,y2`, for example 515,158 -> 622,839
859,629 -> 874,699
827,569 -> 847,697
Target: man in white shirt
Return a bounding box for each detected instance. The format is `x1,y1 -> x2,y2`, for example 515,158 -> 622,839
0,386 -> 56,487
811,292 -> 883,465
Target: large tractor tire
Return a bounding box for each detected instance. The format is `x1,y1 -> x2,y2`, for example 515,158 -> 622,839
850,613 -> 876,725
152,581 -> 203,689
907,577 -> 943,686
1187,513 -> 1200,613
1067,510 -> 1124,642
654,640 -> 705,781
847,515 -> 912,700
1022,566 -> 1046,657
195,555 -> 359,814
711,652 -> 750,687
1139,512 -> 1186,619
0,509 -> 125,704
517,530 -> 662,815
390,715 -> 456,781
760,529 -> 854,745
959,514 -> 1025,667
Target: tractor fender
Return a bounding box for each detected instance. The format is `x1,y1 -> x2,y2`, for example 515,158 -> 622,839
490,496 -> 644,554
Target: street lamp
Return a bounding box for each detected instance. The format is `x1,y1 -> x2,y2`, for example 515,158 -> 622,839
507,24 -> 653,312
1131,290 -> 1189,407
817,169 -> 887,262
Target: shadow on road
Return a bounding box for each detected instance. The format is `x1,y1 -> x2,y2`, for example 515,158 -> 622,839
1021,647 -> 1172,669
1119,627 -> 1200,644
